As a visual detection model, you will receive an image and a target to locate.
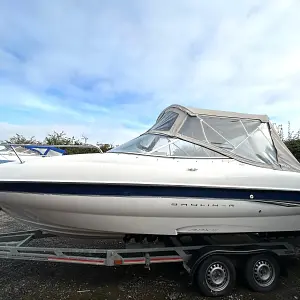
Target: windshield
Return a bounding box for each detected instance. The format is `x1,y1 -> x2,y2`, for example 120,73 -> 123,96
110,134 -> 225,158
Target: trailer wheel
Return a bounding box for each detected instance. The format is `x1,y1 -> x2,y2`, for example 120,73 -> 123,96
245,254 -> 280,292
195,255 -> 236,297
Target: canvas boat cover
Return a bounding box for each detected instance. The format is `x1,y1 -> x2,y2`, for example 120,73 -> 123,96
145,105 -> 300,172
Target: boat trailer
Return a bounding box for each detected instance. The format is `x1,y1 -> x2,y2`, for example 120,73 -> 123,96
0,230 -> 299,297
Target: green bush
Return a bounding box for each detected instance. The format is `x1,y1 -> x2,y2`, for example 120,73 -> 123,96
276,122 -> 300,162
285,139 -> 300,162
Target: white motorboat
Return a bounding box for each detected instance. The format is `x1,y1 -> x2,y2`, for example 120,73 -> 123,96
0,104 -> 300,238
0,145 -> 66,164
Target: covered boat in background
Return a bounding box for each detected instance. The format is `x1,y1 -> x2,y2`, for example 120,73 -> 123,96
0,145 -> 66,164
0,104 -> 300,238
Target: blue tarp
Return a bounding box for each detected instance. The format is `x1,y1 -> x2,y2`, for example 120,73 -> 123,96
24,146 -> 66,155
0,160 -> 14,164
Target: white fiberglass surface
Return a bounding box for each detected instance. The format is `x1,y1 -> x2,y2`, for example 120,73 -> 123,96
110,134 -> 225,158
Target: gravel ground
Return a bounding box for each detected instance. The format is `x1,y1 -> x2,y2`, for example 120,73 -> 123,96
1,211 -> 300,300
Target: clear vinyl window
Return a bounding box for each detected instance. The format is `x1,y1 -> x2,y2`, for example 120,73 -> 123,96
110,134 -> 224,158
150,111 -> 178,131
179,115 -> 278,165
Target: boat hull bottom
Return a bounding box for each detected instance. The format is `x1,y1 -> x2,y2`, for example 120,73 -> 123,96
3,204 -> 300,238
2,192 -> 300,238
1,210 -> 125,239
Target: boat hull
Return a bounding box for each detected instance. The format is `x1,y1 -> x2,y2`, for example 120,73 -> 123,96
1,154 -> 300,238
1,190 -> 300,237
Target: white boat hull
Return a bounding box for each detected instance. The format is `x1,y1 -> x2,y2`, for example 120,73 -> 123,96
1,154 -> 300,237
1,191 -> 300,237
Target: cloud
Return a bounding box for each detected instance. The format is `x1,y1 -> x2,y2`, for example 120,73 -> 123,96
0,0 -> 300,144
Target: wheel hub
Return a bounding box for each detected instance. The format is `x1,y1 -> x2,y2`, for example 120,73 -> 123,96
205,262 -> 230,292
253,260 -> 275,287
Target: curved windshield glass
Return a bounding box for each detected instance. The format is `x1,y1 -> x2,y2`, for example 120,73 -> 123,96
110,134 -> 225,158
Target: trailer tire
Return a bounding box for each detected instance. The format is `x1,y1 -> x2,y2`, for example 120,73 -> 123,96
195,255 -> 236,297
245,254 -> 280,292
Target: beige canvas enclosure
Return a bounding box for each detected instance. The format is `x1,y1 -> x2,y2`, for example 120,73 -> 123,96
111,104 -> 300,172
146,105 -> 300,172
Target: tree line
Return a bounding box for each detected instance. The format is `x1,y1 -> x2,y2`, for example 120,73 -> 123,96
275,122 -> 300,162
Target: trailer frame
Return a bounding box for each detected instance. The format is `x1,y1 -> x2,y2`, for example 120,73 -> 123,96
1,230 -> 300,296
0,230 -> 299,268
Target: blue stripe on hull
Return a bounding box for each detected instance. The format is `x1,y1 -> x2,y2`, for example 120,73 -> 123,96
0,181 -> 299,203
